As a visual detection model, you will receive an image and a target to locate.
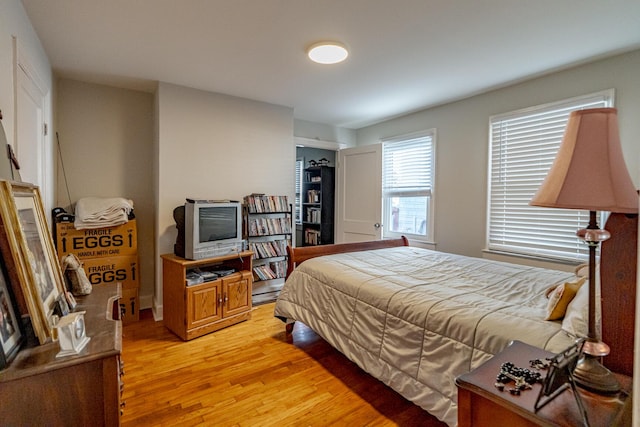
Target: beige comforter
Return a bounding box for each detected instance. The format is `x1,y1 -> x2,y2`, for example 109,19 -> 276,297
274,246 -> 580,426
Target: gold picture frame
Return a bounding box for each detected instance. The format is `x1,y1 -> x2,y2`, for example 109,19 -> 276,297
0,181 -> 66,344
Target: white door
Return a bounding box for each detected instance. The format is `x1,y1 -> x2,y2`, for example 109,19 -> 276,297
336,144 -> 382,243
16,69 -> 44,185
15,41 -> 50,212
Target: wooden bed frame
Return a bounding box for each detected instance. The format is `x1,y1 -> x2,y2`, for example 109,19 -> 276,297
285,214 -> 637,377
283,236 -> 409,334
601,212 -> 638,377
285,235 -> 409,278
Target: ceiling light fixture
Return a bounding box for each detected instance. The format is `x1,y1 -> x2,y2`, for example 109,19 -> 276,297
307,42 -> 349,65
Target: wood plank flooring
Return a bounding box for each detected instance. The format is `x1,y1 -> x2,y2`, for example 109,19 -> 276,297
121,303 -> 447,427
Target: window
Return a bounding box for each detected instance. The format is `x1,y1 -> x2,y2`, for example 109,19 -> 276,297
382,130 -> 436,242
295,158 -> 304,224
487,90 -> 613,262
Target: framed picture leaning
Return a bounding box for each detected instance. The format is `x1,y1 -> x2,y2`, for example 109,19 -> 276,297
0,258 -> 23,369
0,181 -> 66,344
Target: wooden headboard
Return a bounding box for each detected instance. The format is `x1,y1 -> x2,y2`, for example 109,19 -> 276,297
286,236 -> 409,278
601,212 -> 638,377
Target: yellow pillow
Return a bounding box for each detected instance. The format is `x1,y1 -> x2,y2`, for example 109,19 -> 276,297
545,277 -> 586,321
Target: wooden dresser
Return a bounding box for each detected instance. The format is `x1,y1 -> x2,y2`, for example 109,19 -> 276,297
456,340 -> 632,427
0,283 -> 123,426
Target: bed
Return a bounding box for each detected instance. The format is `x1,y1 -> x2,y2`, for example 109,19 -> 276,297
273,213 -> 637,426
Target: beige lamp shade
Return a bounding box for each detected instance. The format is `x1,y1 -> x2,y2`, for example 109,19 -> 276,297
530,108 -> 638,214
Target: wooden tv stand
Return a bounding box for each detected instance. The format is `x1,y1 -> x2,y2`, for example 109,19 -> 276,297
161,251 -> 253,340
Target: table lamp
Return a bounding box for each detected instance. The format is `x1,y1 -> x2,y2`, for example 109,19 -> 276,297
530,107 -> 638,393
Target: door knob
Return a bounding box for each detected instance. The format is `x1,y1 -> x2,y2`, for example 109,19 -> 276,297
374,223 -> 381,229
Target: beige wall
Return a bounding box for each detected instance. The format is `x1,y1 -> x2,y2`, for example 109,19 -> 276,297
54,81 -> 296,317
356,49 -> 640,267
154,82 -> 294,317
56,79 -> 155,307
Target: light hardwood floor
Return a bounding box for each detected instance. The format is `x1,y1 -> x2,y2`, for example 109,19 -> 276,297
121,303 -> 447,426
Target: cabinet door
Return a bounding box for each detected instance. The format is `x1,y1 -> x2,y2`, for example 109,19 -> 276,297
187,281 -> 222,329
223,272 -> 252,317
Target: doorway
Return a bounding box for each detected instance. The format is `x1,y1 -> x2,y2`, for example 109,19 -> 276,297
295,147 -> 336,246
14,38 -> 52,212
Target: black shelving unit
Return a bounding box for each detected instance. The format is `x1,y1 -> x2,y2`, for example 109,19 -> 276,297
301,166 -> 335,246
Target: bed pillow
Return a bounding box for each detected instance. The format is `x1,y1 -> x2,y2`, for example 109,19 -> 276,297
561,280 -> 589,336
544,283 -> 559,298
544,263 -> 589,298
545,277 -> 586,320
562,267 -> 601,337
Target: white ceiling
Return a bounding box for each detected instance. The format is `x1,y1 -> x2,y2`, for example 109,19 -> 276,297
21,0 -> 640,129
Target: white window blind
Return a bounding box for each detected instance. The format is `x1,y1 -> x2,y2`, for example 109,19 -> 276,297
487,91 -> 613,262
383,134 -> 433,198
382,131 -> 435,240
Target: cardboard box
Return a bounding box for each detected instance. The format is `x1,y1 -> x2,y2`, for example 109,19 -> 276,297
82,255 -> 140,289
55,219 -> 138,260
120,287 -> 139,325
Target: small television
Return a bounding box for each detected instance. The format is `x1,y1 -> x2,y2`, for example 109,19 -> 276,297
179,200 -> 244,260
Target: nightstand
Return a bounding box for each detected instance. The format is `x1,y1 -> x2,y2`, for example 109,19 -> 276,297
455,340 -> 632,426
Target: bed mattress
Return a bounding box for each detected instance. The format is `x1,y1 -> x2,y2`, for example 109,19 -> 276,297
274,246 -> 580,426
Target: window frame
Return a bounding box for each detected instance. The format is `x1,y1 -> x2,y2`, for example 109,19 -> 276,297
382,129 -> 436,243
486,89 -> 614,263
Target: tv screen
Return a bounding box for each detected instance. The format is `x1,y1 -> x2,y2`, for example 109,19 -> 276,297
182,200 -> 243,260
199,206 -> 238,242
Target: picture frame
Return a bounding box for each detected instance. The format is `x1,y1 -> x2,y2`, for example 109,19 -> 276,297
0,257 -> 23,369
0,181 -> 66,344
534,338 -> 588,425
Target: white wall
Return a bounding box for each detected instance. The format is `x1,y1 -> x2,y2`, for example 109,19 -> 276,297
54,80 -> 296,316
294,119 -> 356,147
154,82 -> 294,318
56,79 -> 155,307
356,49 -> 640,266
